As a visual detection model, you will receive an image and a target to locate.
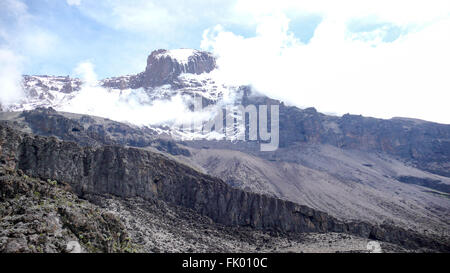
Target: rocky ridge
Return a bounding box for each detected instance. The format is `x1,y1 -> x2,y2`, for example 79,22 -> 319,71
102,49 -> 216,90
0,167 -> 136,253
15,107 -> 190,156
1,108 -> 449,237
0,164 -> 411,253
0,122 -> 448,251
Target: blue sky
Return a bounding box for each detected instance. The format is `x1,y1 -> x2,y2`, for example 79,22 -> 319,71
0,0 -> 425,78
2,0 -> 197,77
1,0 -> 450,123
1,0 -> 329,78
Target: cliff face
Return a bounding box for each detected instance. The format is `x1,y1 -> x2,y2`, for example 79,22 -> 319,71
1,123 -> 331,233
0,123 -> 447,251
0,167 -> 135,253
335,114 -> 450,177
101,49 -> 216,90
16,107 -> 190,156
242,94 -> 450,177
141,49 -> 216,88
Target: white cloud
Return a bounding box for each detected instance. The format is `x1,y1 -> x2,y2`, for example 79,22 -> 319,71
61,61 -> 214,126
0,0 -> 28,18
73,61 -> 98,85
201,10 -> 450,124
233,0 -> 450,26
66,0 -> 81,6
0,0 -> 60,62
63,0 -> 450,38
0,48 -> 25,107
2,0 -> 450,124
75,0 -> 237,34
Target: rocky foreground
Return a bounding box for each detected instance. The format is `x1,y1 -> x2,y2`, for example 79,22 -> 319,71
0,167 -> 135,253
0,166 -> 413,253
0,122 -> 449,253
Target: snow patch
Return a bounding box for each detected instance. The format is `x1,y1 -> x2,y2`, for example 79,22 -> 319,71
157,49 -> 199,65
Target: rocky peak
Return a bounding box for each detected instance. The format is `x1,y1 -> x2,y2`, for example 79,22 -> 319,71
141,49 -> 216,87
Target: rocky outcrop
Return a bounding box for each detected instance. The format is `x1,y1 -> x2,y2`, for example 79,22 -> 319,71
0,123 -> 448,251
336,114 -> 450,177
101,75 -> 143,90
396,176 -> 450,194
2,75 -> 81,112
141,49 -> 216,88
241,93 -> 450,177
0,167 -> 136,253
17,107 -> 190,156
22,75 -> 82,96
101,49 -> 216,90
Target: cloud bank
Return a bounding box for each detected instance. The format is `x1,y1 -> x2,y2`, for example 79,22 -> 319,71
1,0 -> 450,124
201,3 -> 450,124
60,61 -> 215,127
66,0 -> 81,6
0,49 -> 24,107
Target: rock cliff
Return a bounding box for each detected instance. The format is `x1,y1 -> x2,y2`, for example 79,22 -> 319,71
0,167 -> 136,253
102,49 -> 216,90
0,122 -> 447,251
241,93 -> 450,178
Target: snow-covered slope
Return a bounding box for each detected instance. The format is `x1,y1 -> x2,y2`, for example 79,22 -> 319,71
6,75 -> 82,111
155,48 -> 202,65
3,49 -> 243,141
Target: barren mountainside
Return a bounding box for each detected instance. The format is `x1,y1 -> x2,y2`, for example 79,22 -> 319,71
1,48 -> 449,253
1,122 -> 449,252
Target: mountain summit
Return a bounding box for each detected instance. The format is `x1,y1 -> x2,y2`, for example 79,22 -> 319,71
141,49 -> 216,87
101,49 -> 217,90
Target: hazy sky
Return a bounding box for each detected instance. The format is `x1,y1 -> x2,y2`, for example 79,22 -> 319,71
1,0 -> 450,123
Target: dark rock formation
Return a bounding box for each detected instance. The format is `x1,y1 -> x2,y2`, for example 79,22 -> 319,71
241,92 -> 450,177
141,49 -> 216,88
101,75 -> 143,90
0,123 -> 447,251
0,167 -> 136,253
102,49 -> 216,90
0,166 -> 411,253
22,75 -> 82,96
396,176 -> 450,194
18,107 -> 190,156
